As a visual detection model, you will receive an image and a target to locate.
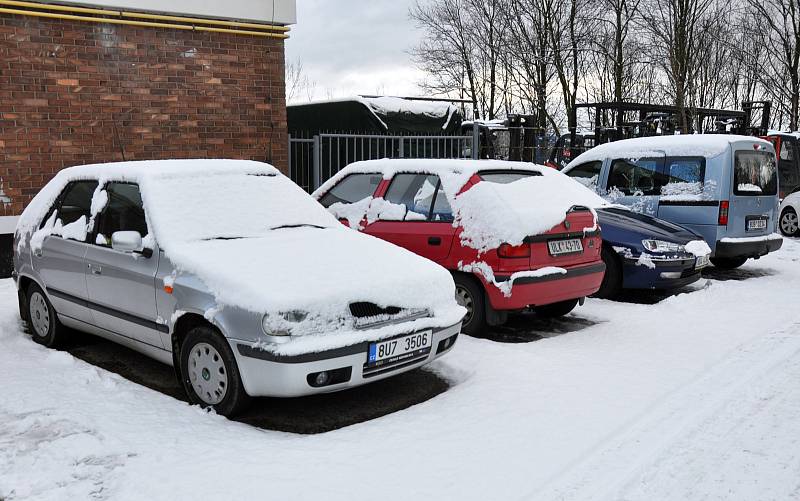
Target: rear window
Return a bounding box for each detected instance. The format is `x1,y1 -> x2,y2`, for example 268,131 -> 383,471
734,151 -> 777,196
478,171 -> 539,184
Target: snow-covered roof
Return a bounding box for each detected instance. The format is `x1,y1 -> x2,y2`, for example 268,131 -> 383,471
291,96 -> 459,131
566,134 -> 772,169
315,158 -> 545,199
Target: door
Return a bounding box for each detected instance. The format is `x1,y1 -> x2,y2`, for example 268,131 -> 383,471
33,180 -> 97,324
727,149 -> 779,238
777,138 -> 800,197
365,173 -> 456,264
84,182 -> 164,349
604,156 -> 666,216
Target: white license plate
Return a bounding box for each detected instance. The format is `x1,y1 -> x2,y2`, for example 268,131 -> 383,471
367,330 -> 432,367
747,218 -> 767,231
548,238 -> 584,256
695,255 -> 710,269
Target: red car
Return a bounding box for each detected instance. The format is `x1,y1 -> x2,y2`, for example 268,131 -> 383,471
313,159 -> 606,335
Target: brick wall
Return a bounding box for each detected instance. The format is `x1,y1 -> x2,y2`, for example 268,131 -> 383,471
0,14 -> 288,217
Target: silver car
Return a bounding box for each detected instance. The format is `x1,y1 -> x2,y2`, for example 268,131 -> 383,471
13,160 -> 464,416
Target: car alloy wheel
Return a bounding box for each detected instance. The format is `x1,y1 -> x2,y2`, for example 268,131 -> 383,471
455,284 -> 474,326
780,209 -> 798,236
29,291 -> 51,339
188,342 -> 229,405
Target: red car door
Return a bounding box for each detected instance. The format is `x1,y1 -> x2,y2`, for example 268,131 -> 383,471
364,173 -> 456,265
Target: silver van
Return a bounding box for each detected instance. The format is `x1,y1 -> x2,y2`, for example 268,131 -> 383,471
562,135 -> 783,269
13,160 -> 463,416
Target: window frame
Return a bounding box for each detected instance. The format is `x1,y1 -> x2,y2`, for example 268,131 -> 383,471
90,181 -> 150,248
39,180 -> 99,243
318,172 -> 383,208
605,156 -> 666,196
382,172 -> 453,223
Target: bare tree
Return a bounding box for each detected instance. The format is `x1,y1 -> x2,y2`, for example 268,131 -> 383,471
285,59 -> 316,103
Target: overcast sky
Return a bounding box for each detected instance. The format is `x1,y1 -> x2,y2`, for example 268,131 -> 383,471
284,0 -> 425,102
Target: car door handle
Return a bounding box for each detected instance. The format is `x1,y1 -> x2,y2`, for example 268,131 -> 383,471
33,249 -> 43,258
428,237 -> 442,246
90,264 -> 102,275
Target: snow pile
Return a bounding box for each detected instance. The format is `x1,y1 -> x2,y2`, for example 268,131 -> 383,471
737,183 -> 762,193
685,240 -> 712,257
635,253 -> 656,269
327,197 -> 424,230
451,170 -> 607,253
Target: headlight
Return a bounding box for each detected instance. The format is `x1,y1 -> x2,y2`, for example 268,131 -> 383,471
261,310 -> 309,337
262,314 -> 290,337
641,239 -> 685,253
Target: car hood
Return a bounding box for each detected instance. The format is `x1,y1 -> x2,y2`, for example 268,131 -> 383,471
597,207 -> 699,244
164,226 -> 464,325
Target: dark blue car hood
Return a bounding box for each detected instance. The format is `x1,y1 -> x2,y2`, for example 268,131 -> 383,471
597,207 -> 700,244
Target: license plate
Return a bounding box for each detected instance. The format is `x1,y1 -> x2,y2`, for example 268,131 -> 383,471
548,238 -> 584,256
367,330 -> 432,367
695,255 -> 710,269
746,217 -> 767,231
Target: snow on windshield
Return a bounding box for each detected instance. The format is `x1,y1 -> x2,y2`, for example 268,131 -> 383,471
142,173 -> 338,245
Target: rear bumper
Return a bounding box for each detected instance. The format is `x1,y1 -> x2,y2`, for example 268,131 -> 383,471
230,322 -> 461,398
621,256 -> 703,290
486,262 -> 605,310
714,236 -> 783,259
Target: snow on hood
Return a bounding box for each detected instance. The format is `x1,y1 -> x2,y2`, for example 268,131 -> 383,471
165,226 -> 463,321
565,134 -> 771,169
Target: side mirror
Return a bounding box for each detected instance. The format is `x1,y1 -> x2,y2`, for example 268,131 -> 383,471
111,231 -> 143,253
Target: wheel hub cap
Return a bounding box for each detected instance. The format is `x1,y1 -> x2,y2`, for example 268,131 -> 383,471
29,292 -> 50,338
781,212 -> 798,235
455,285 -> 474,325
188,342 -> 228,405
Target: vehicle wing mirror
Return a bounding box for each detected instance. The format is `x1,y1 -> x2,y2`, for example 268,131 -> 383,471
111,231 -> 143,253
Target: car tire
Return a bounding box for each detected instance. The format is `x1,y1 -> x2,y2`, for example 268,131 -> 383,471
25,283 -> 65,348
592,246 -> 622,299
179,325 -> 251,417
779,207 -> 798,237
710,256 -> 748,270
535,298 -> 579,318
453,273 -> 487,337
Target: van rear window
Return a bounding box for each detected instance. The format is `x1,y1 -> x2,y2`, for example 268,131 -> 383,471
734,151 -> 777,196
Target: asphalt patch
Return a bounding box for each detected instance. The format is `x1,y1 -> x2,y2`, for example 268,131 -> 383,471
58,329 -> 449,434
477,312 -> 599,343
702,266 -> 774,282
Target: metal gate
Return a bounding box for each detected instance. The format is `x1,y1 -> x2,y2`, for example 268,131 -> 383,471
289,132 -> 479,192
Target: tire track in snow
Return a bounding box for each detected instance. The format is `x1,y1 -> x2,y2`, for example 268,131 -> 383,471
530,321 -> 800,500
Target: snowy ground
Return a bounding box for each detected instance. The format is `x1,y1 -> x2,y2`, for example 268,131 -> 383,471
2,239 -> 800,501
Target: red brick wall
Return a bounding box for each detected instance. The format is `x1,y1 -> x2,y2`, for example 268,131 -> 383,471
0,14 -> 288,216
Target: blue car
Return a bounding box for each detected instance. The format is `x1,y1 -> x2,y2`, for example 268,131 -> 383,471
594,207 -> 712,298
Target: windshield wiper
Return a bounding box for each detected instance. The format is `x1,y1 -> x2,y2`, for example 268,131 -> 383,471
270,224 -> 326,231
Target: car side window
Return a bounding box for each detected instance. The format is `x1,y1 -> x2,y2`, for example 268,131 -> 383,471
95,182 -> 149,247
319,173 -> 382,208
384,174 -> 444,221
665,157 -> 705,184
565,161 -> 602,189
41,180 -> 99,241
607,158 -> 665,196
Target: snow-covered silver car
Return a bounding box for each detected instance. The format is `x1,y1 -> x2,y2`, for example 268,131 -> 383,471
13,160 -> 464,416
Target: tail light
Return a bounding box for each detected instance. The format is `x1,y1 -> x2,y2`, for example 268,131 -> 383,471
497,243 -> 530,258
718,200 -> 729,226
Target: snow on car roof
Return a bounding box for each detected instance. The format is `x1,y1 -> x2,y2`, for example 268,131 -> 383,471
315,158 -> 546,199
16,159 -> 280,243
565,134 -> 772,170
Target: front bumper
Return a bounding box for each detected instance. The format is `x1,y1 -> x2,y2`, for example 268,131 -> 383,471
714,236 -> 783,259
486,262 -> 606,310
620,255 -> 704,290
230,322 -> 461,398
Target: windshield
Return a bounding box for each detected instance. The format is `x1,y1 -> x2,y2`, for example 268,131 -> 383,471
143,173 -> 338,245
479,171 -> 539,184
734,151 -> 777,196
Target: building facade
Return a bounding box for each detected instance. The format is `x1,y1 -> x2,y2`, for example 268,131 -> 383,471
0,0 -> 296,244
